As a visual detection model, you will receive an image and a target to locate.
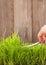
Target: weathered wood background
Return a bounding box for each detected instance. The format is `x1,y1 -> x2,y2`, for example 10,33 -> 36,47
0,0 -> 46,42
0,0 -> 14,39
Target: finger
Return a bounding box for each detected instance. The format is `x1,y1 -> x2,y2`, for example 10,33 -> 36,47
42,34 -> 46,41
38,31 -> 43,42
38,36 -> 43,42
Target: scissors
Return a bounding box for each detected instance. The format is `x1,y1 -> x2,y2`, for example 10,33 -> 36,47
23,38 -> 46,48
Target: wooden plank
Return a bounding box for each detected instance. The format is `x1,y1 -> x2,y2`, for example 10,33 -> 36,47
14,0 -> 32,42
33,0 -> 46,42
27,0 -> 32,42
0,0 -> 14,39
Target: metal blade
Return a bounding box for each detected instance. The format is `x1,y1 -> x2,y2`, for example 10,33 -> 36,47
24,42 -> 40,48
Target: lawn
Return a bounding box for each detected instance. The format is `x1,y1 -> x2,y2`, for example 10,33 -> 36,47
0,34 -> 46,65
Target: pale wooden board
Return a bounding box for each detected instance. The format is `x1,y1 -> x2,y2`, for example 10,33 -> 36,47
14,0 -> 32,42
0,0 -> 14,39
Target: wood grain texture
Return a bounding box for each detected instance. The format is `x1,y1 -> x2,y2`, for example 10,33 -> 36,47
14,0 -> 32,42
0,0 -> 14,39
33,0 -> 46,42
0,0 -> 46,42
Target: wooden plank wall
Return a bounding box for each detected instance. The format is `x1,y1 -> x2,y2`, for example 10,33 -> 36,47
33,0 -> 46,42
0,0 -> 46,42
14,0 -> 32,42
0,0 -> 14,39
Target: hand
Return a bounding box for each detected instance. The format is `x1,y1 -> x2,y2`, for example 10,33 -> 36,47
38,25 -> 46,43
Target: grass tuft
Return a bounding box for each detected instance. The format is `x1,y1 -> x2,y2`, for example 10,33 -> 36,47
0,34 -> 46,65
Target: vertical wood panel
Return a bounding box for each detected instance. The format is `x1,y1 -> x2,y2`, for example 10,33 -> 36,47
14,0 -> 32,42
0,0 -> 14,39
33,0 -> 46,42
27,0 -> 32,42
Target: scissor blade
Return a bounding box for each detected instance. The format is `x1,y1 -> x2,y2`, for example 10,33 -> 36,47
24,42 -> 40,48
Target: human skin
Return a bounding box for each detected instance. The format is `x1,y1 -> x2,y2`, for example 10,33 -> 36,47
38,25 -> 46,43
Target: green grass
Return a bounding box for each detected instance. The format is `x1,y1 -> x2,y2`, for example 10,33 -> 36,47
0,34 -> 46,65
